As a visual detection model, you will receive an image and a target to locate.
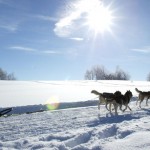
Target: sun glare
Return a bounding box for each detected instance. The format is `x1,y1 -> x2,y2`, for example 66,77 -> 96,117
45,96 -> 60,110
86,4 -> 113,34
55,0 -> 115,38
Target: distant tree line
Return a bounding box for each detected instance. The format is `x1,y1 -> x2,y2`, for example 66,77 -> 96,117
0,68 -> 16,80
147,73 -> 150,81
84,65 -> 130,80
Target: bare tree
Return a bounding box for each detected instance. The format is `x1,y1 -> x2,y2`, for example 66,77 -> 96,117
114,67 -> 130,80
84,65 -> 130,80
7,73 -> 16,80
0,68 -> 16,80
84,70 -> 94,80
93,65 -> 108,80
147,72 -> 150,81
84,65 -> 108,80
0,68 -> 7,80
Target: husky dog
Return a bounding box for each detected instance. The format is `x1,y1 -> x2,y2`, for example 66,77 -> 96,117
135,88 -> 150,108
91,90 -> 132,114
91,90 -> 121,113
114,90 -> 133,112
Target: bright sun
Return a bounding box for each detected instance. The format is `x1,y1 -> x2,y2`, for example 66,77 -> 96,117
86,4 -> 113,34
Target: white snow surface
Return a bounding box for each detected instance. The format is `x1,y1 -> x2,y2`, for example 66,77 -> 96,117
1,104 -> 150,150
0,80 -> 150,107
0,80 -> 150,149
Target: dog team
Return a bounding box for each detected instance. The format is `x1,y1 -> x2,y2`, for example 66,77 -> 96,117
91,88 -> 150,114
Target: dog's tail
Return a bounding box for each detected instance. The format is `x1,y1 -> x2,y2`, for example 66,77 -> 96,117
135,88 -> 142,93
91,90 -> 102,96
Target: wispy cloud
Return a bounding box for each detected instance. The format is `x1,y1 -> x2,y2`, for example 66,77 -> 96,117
9,46 -> 63,55
42,50 -> 62,54
9,46 -> 37,52
0,6 -> 22,32
36,15 -> 58,22
54,10 -> 82,37
9,45 -> 79,58
131,46 -> 150,54
0,23 -> 19,32
69,37 -> 84,41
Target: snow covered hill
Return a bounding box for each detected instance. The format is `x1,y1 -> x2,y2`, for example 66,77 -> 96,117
1,100 -> 150,150
0,80 -> 150,149
0,80 -> 150,107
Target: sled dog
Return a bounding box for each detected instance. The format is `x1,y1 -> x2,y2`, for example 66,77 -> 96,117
135,88 -> 150,108
91,90 -> 121,114
113,90 -> 133,112
91,90 -> 132,114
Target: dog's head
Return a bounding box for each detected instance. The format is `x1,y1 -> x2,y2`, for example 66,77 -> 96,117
126,90 -> 133,98
114,91 -> 122,96
91,90 -> 96,93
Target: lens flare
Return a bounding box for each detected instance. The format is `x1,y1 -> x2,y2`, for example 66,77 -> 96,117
45,96 -> 60,110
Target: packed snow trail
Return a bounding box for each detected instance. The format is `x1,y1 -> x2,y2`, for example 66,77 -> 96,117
1,101 -> 150,149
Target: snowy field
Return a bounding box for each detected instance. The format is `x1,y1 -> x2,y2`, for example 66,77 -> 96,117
1,103 -> 150,149
0,80 -> 150,149
0,80 -> 150,107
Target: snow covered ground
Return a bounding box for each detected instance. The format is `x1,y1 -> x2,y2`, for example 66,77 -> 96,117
0,80 -> 150,149
0,80 -> 150,107
1,102 -> 150,150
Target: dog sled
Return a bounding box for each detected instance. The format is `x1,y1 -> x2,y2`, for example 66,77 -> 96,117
0,108 -> 13,117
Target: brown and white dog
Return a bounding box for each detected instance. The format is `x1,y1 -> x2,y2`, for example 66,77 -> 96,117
91,90 -> 132,114
135,88 -> 150,108
91,90 -> 121,114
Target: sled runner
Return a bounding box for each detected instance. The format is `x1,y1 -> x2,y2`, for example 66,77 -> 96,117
0,108 -> 13,117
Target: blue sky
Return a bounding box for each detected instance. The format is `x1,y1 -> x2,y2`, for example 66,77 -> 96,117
0,0 -> 150,81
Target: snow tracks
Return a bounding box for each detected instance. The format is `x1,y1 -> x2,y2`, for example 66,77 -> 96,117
1,103 -> 150,150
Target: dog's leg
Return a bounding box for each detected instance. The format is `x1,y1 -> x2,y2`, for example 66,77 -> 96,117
98,102 -> 100,110
127,105 -> 132,111
119,100 -> 124,112
105,101 -> 109,111
119,103 -> 122,111
139,96 -> 144,108
115,105 -> 118,115
139,100 -> 143,108
98,96 -> 101,110
123,104 -> 128,112
111,104 -> 115,111
114,103 -> 118,115
109,103 -> 112,113
136,95 -> 141,105
136,98 -> 139,105
120,104 -> 124,112
139,101 -> 141,108
146,98 -> 149,106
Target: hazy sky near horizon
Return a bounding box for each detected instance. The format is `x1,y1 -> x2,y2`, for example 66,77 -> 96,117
0,0 -> 150,81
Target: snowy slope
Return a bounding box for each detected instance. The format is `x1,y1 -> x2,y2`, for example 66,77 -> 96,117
0,80 -> 150,149
0,80 -> 150,107
1,101 -> 150,150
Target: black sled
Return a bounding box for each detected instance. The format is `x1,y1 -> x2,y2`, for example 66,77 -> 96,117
0,108 -> 13,117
